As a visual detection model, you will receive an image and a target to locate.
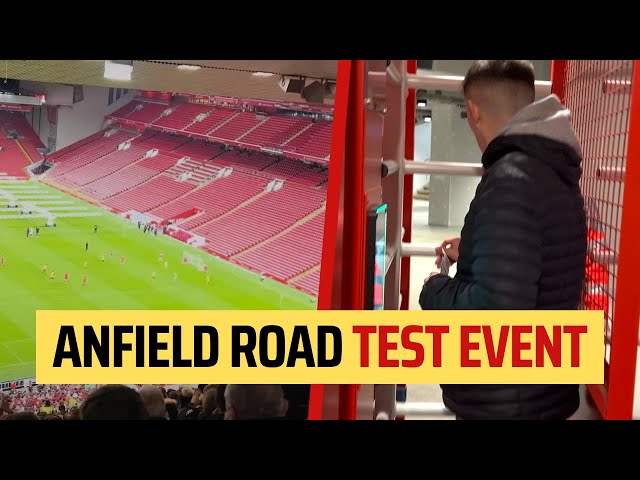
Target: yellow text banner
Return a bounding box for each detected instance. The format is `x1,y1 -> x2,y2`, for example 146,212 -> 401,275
36,310 -> 604,385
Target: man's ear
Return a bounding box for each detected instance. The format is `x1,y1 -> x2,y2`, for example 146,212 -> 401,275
224,406 -> 236,420
466,98 -> 480,124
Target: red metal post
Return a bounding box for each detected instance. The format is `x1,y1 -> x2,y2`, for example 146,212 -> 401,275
606,60 -> 640,419
396,60 -> 417,420
399,60 -> 416,312
310,60 -> 368,420
553,59 -> 609,419
309,60 -> 352,420
337,60 -> 366,420
551,60 -> 567,102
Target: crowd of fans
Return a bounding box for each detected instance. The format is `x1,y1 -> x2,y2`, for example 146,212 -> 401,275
0,384 -> 309,420
4,384 -> 92,416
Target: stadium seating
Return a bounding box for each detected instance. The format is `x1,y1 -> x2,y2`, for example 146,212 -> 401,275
58,146 -> 148,187
138,133 -> 188,151
150,171 -> 268,227
184,108 -> 237,135
172,141 -> 222,161
266,118 -> 313,146
211,151 -> 277,172
109,100 -> 144,119
104,175 -> 195,213
47,131 -> 137,180
292,269 -> 321,296
164,158 -> 212,182
0,140 -> 27,178
126,102 -> 169,124
46,129 -> 109,163
129,129 -> 158,144
283,120 -> 332,159
47,98 -> 332,297
240,116 -> 309,146
152,103 -> 212,131
0,111 -> 46,162
109,100 -> 333,162
235,212 -> 325,280
209,112 -> 262,142
0,111 -> 47,178
83,165 -> 159,200
195,185 -> 325,257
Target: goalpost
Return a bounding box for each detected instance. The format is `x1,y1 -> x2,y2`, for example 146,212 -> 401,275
181,251 -> 209,272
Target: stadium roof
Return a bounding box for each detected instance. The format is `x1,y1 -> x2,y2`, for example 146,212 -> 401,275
0,60 -> 338,103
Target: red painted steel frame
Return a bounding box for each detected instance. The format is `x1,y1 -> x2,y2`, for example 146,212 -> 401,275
396,60 -> 417,420
310,60 -> 368,420
551,60 -> 567,103
552,59 -> 640,419
336,60 -> 366,420
308,60 -> 352,420
607,60 -> 640,419
400,60 -> 416,311
552,59 -> 608,418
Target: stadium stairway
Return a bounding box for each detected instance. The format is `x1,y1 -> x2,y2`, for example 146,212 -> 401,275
287,263 -> 320,286
283,122 -> 314,144
230,205 -> 325,259
87,148 -> 150,183
206,111 -> 241,135
16,139 -> 36,164
188,189 -> 269,229
236,117 -> 270,141
104,161 -> 169,199
40,178 -> 101,206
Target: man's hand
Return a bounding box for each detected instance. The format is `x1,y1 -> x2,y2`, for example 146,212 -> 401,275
435,237 -> 461,269
424,272 -> 439,283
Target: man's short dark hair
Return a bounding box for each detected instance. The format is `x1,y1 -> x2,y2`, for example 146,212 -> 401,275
462,60 -> 535,97
80,385 -> 148,420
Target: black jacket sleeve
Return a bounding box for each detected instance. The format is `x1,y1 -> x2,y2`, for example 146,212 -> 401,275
419,166 -> 542,310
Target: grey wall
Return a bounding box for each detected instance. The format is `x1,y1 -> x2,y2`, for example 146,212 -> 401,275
428,102 -> 482,226
427,60 -> 552,227
412,122 -> 432,194
430,60 -> 552,80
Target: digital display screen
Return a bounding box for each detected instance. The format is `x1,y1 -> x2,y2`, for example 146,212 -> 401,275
365,204 -> 387,310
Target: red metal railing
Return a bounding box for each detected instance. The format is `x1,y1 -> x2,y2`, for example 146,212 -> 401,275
553,60 -> 640,419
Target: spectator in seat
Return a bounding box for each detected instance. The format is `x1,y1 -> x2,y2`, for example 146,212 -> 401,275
80,385 -> 148,420
216,384 -> 227,413
167,389 -> 179,402
199,386 -> 223,420
224,385 -> 289,420
5,412 -> 39,421
0,393 -> 12,419
40,399 -> 53,415
139,386 -> 167,420
177,386 -> 200,420
165,398 -> 178,421
64,407 -> 80,421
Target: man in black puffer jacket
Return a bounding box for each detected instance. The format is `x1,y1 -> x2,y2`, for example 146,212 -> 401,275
419,60 -> 587,420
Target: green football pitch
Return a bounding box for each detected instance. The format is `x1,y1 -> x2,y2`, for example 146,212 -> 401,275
0,181 -> 315,382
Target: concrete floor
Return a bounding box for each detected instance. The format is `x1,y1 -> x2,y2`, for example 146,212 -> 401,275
404,199 -> 606,420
